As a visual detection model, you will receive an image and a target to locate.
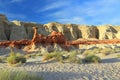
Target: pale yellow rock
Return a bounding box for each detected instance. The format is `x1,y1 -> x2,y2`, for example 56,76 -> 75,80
44,22 -> 59,32
44,22 -> 72,40
66,24 -> 81,40
12,20 -> 22,26
78,25 -> 98,39
116,31 -> 120,39
97,25 -> 117,39
1,14 -> 120,41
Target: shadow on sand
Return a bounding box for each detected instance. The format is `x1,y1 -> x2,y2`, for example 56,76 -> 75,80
34,71 -> 93,80
25,57 -> 120,66
102,58 -> 120,63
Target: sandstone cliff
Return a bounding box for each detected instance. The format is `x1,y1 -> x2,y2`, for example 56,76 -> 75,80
0,14 -> 120,41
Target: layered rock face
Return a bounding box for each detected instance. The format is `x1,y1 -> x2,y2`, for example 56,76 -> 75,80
1,14 -> 120,41
0,14 -> 11,40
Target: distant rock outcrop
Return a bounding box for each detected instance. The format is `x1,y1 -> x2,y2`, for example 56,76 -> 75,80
1,14 -> 120,41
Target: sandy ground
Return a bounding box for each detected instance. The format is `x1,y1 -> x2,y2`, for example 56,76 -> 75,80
0,57 -> 120,80
0,46 -> 120,80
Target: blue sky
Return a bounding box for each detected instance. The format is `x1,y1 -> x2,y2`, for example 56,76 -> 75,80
0,0 -> 120,25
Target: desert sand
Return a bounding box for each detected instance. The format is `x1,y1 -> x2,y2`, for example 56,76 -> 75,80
0,53 -> 120,80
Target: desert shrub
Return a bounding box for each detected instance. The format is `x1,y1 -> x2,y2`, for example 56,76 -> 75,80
0,57 -> 2,63
66,51 -> 81,63
42,53 -> 56,61
25,53 -> 36,59
113,48 -> 120,53
82,48 -> 102,56
42,53 -> 53,61
83,50 -> 94,56
117,54 -> 120,58
6,51 -> 26,64
42,51 -> 66,61
25,52 -> 45,59
0,56 -> 6,63
43,51 -> 81,63
42,51 -> 82,63
84,54 -> 101,63
53,51 -> 65,61
67,56 -> 81,63
101,48 -> 114,56
35,53 -> 43,57
25,54 -> 33,59
0,70 -> 43,80
92,48 -> 101,54
16,53 -> 26,63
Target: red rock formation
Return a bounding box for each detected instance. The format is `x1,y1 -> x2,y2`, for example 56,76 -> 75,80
48,31 -> 66,44
31,27 -> 39,43
68,39 -> 120,45
31,27 -> 67,44
1,26 -> 120,50
0,39 -> 30,48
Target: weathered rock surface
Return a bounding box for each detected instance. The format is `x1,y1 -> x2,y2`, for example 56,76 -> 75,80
10,22 -> 28,40
97,25 -> 117,40
0,14 -> 11,40
1,14 -> 120,40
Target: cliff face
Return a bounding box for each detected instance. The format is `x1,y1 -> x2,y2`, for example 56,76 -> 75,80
1,14 -> 120,41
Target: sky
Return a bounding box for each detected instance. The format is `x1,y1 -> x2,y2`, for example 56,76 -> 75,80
0,0 -> 120,25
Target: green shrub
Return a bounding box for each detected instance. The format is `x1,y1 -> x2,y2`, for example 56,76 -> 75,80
6,51 -> 26,64
0,57 -> 2,63
65,51 -> 81,63
42,53 -> 55,61
42,51 -> 66,61
92,48 -> 101,54
42,51 -> 81,63
84,54 -> 101,63
83,50 -> 94,56
117,54 -> 120,58
25,52 -> 43,59
101,48 -> 114,56
16,53 -> 26,63
35,53 -> 43,57
0,70 -> 43,80
114,48 -> 120,52
67,57 -> 81,63
25,54 -> 32,59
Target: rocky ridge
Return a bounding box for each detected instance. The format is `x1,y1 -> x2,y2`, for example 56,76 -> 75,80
1,14 -> 120,41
